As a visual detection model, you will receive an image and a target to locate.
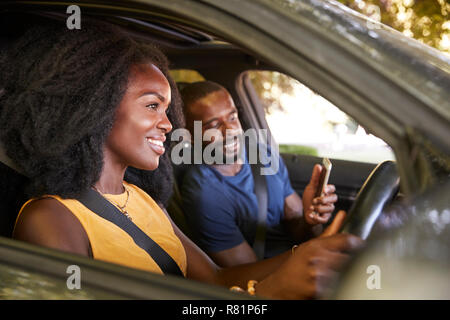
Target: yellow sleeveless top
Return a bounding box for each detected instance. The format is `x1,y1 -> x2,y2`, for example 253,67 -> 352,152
16,182 -> 187,276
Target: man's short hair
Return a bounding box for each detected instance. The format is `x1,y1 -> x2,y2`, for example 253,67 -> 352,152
180,81 -> 226,113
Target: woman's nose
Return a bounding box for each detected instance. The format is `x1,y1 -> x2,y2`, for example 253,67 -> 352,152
158,111 -> 173,133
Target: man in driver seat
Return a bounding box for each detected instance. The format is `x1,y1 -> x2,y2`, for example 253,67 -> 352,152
179,81 -> 338,267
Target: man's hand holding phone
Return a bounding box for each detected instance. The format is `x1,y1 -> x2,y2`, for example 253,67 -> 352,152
302,158 -> 338,226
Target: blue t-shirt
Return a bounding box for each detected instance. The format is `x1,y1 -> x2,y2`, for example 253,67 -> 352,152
180,147 -> 296,258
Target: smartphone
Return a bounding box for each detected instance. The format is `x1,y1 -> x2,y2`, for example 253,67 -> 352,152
315,158 -> 332,197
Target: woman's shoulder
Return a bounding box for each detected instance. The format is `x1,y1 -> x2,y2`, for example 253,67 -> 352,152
14,197 -> 91,256
17,196 -> 71,226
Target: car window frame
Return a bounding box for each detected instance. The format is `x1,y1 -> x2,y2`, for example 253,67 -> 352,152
0,236 -> 249,299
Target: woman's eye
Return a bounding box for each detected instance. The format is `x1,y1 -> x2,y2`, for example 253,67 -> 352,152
146,103 -> 159,110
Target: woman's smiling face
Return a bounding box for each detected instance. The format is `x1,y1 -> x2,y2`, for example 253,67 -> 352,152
104,63 -> 172,171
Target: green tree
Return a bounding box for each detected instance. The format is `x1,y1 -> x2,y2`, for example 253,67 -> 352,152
248,71 -> 296,114
336,0 -> 449,54
252,0 -> 449,114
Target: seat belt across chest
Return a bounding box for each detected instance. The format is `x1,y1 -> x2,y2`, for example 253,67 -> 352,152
78,188 -> 184,277
246,141 -> 268,260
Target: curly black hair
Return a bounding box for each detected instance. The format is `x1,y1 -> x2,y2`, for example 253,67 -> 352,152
0,19 -> 184,201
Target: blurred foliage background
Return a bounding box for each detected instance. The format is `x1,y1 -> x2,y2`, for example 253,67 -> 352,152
249,0 -> 449,114
172,1 -> 449,115
337,0 -> 449,54
169,1 -> 448,160
246,0 -> 448,160
279,144 -> 319,156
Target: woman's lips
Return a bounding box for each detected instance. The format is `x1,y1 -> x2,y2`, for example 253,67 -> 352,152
146,137 -> 165,155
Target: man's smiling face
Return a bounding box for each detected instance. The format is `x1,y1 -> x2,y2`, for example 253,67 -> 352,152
186,88 -> 243,162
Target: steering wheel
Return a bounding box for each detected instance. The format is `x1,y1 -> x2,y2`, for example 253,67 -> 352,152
340,161 -> 400,240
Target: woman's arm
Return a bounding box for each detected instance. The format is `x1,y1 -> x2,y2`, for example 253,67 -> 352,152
163,207 -> 291,288
167,208 -> 363,299
15,199 -> 362,299
13,198 -> 92,257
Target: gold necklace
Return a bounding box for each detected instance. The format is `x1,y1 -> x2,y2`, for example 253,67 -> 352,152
93,185 -> 132,221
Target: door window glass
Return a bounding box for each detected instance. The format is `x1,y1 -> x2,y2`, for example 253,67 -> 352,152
246,70 -> 395,164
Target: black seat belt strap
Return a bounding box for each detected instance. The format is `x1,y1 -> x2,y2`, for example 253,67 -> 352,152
78,188 -> 184,277
246,140 -> 268,260
250,162 -> 268,260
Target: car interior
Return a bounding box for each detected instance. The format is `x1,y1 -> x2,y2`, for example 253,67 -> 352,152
0,7 -> 409,300
1,2 -> 449,301
0,10 -> 380,241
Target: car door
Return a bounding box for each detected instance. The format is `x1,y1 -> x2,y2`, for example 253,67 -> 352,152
0,236 -> 248,299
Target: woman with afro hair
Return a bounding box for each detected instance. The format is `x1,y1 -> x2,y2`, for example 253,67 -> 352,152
0,19 -> 362,299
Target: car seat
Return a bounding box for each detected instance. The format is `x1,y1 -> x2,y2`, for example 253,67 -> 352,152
166,142 -> 197,241
0,160 -> 29,238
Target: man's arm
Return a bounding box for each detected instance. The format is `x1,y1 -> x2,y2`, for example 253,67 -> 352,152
162,207 -> 290,286
166,207 -> 363,299
181,172 -> 259,268
208,241 -> 257,267
283,192 -> 322,242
